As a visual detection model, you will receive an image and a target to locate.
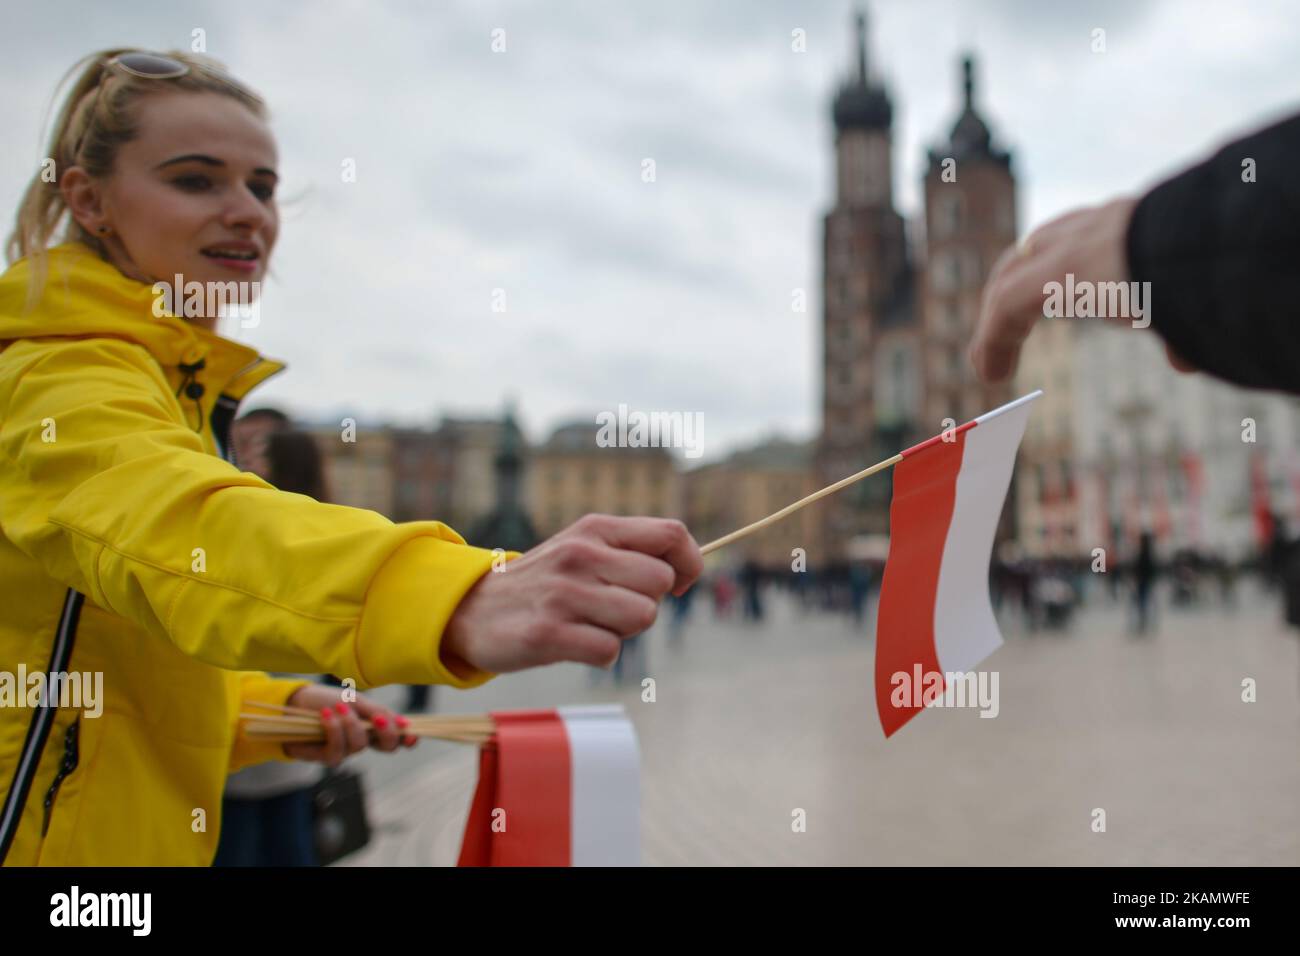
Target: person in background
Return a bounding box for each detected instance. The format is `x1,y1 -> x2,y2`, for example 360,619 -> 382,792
404,681 -> 433,714
233,409 -> 363,687
231,406 -> 289,476
265,429 -> 329,501
1132,532 -> 1157,636
712,571 -> 736,618
848,560 -> 871,627
739,559 -> 764,622
668,583 -> 695,643
216,419 -> 365,866
1279,524 -> 1300,694
609,630 -> 645,685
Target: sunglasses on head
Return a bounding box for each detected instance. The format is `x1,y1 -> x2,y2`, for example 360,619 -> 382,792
106,51 -> 191,79
73,52 -> 191,159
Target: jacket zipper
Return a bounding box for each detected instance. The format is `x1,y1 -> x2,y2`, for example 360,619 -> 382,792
211,393 -> 242,465
211,355 -> 271,465
0,587 -> 83,863
40,718 -> 81,837
1,359 -> 263,860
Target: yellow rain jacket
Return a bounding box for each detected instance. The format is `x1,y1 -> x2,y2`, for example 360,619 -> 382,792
0,243 -> 500,865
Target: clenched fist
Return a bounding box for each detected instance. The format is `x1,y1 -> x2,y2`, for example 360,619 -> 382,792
440,514 -> 704,674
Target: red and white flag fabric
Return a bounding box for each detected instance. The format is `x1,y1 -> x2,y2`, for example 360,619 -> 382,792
1249,451 -> 1274,550
458,705 -> 640,866
875,391 -> 1041,738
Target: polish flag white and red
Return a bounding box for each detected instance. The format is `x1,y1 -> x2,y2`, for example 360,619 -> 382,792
875,390 -> 1041,738
458,704 -> 640,866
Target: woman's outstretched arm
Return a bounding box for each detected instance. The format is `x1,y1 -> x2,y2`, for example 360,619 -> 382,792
0,336 -> 700,687
0,334 -> 497,687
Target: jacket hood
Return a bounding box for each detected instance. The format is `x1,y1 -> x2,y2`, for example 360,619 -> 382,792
0,242 -> 286,396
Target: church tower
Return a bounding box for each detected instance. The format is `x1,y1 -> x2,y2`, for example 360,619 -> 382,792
816,10 -> 914,553
919,54 -> 1017,429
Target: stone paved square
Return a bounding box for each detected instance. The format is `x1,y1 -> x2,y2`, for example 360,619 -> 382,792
341,581 -> 1300,866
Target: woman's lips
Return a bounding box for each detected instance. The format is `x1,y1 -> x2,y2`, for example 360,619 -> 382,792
201,253 -> 260,274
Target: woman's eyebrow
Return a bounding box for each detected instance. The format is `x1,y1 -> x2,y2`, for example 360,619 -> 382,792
154,153 -> 279,180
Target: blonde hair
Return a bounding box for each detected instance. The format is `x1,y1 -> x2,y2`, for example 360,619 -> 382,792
5,48 -> 267,305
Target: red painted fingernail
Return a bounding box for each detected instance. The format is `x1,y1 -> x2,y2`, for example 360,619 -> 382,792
395,716 -> 410,729
335,702 -> 350,716
372,715 -> 389,729
403,735 -> 417,747
319,707 -> 332,720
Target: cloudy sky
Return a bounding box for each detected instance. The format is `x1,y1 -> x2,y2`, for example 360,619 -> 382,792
3,0 -> 1298,461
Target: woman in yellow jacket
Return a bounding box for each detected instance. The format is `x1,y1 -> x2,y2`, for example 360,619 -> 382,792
0,50 -> 702,866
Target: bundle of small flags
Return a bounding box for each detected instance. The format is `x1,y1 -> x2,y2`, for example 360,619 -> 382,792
458,705 -> 640,866
240,701 -> 640,866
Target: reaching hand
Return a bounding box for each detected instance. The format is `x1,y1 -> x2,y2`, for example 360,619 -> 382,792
967,197 -> 1195,382
441,514 -> 704,674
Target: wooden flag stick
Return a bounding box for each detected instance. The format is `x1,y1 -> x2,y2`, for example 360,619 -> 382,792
244,698 -> 492,729
243,700 -> 321,718
240,716 -> 494,745
700,452 -> 903,556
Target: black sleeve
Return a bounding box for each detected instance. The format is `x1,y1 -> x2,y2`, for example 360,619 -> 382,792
1125,111 -> 1300,394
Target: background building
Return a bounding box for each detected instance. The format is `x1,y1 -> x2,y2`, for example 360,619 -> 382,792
816,12 -> 913,549
1013,316 -> 1080,557
310,412 -> 523,538
681,437 -> 823,566
308,422 -> 395,517
817,13 -> 1018,559
1017,322 -> 1300,562
918,56 -> 1017,429
526,421 -> 681,539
